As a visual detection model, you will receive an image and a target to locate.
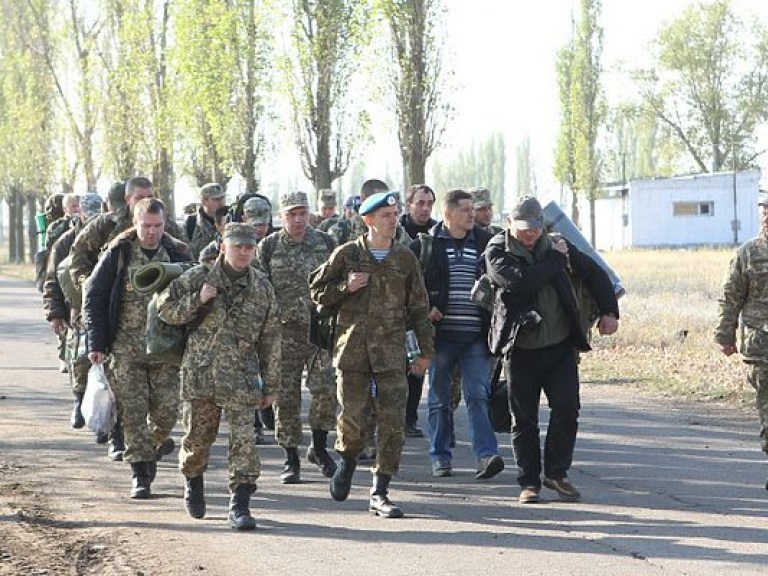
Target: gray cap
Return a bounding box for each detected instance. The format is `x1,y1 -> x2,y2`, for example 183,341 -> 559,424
200,183 -> 226,200
79,193 -> 103,219
318,189 -> 337,208
223,223 -> 258,245
470,187 -> 493,208
281,191 -> 310,211
511,196 -> 544,229
243,197 -> 271,225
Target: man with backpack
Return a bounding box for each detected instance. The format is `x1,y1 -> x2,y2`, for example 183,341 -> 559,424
185,183 -> 227,260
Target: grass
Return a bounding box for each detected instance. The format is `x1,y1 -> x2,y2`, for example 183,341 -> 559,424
581,248 -> 752,405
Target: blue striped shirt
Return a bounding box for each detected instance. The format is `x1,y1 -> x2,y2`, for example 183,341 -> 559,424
438,229 -> 484,337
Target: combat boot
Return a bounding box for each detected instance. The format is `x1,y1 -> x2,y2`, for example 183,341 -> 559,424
70,392 -> 85,429
228,484 -> 256,530
330,455 -> 357,502
130,462 -> 151,499
369,473 -> 403,518
307,429 -> 337,478
108,419 -> 125,461
184,475 -> 206,519
280,447 -> 301,484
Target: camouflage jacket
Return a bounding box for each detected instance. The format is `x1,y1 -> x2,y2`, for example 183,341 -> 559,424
45,216 -> 76,251
69,208 -> 133,291
309,236 -> 434,372
42,218 -> 86,321
157,259 -> 281,405
715,234 -> 768,360
256,227 -> 335,328
185,207 -> 219,261
317,214 -> 340,232
328,213 -> 411,246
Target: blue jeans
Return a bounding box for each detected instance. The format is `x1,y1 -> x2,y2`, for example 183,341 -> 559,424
427,334 -> 498,464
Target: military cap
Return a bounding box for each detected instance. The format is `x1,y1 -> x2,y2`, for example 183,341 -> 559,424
359,191 -> 398,216
318,189 -> 337,208
281,191 -> 309,211
223,222 -> 258,245
108,182 -> 126,209
200,183 -> 226,200
759,190 -> 768,206
79,193 -> 103,219
511,195 -> 544,229
470,187 -> 493,208
243,196 -> 272,225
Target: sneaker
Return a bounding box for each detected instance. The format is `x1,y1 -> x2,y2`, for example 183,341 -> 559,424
543,477 -> 581,501
519,485 -> 541,504
404,423 -> 424,438
431,461 -> 452,477
475,455 -> 504,480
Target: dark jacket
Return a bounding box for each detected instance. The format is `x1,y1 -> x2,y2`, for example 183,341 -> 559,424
42,219 -> 86,321
485,231 -> 619,353
84,230 -> 191,354
399,213 -> 438,241
409,223 -> 494,331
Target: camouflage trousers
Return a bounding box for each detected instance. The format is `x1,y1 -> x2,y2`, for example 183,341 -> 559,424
65,327 -> 90,396
180,399 -> 260,491
747,363 -> 768,454
107,354 -> 179,464
275,326 -> 337,448
335,369 -> 406,476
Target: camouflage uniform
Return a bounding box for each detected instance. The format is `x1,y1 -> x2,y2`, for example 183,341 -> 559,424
328,213 -> 411,246
185,206 -> 220,260
310,236 -> 434,475
70,208 -> 134,291
256,228 -> 338,449
158,260 -> 281,490
318,215 -> 340,232
715,233 -> 768,453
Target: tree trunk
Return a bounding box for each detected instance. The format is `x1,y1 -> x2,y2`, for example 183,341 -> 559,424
153,146 -> 175,216
570,189 -> 580,229
27,194 -> 38,259
13,189 -> 25,263
8,195 -> 18,262
589,196 -> 596,247
404,149 -> 426,194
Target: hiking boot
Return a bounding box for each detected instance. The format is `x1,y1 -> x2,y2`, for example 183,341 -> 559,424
108,421 -> 125,462
404,422 -> 424,438
228,484 -> 256,530
307,430 -> 337,478
475,455 -> 504,480
543,477 -> 581,501
70,395 -> 85,429
130,462 -> 151,499
519,485 -> 541,504
280,447 -> 301,484
95,431 -> 109,444
369,474 -> 403,518
431,461 -> 452,477
155,437 -> 175,461
184,475 -> 206,519
260,406 -> 275,430
330,456 -> 357,502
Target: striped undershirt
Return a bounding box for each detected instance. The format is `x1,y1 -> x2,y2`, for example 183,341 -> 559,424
439,238 -> 484,337
369,248 -> 390,262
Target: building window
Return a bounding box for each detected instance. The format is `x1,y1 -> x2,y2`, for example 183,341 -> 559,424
673,201 -> 715,217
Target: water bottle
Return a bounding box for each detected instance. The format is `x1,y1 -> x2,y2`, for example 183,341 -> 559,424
405,330 -> 421,363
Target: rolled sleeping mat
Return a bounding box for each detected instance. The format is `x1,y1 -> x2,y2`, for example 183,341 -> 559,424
542,201 -> 625,298
133,262 -> 192,294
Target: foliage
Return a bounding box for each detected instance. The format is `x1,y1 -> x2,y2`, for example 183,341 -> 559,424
515,136 -> 535,198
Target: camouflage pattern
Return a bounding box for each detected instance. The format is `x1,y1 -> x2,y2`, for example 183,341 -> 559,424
180,400 -> 261,490
317,214 -> 340,232
70,208 -> 133,291
255,227 -> 337,447
716,233 -> 768,451
186,207 -> 220,260
158,259 -> 281,490
66,327 -> 90,395
45,216 -> 75,251
328,213 -> 412,246
163,216 -> 187,242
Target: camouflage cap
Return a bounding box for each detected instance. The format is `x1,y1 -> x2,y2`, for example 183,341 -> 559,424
79,193 -> 103,219
318,189 -> 337,208
243,196 -> 272,225
223,222 -> 258,245
280,191 -> 309,211
107,182 -> 126,208
200,182 -> 226,200
511,195 -> 544,229
470,187 -> 493,208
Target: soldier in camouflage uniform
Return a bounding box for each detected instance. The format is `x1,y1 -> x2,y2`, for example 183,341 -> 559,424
310,191 -> 434,518
470,187 -> 504,235
314,189 -> 339,230
716,191 -> 768,491
84,199 -> 192,499
184,183 -> 227,260
256,191 -> 338,483
158,223 -> 281,530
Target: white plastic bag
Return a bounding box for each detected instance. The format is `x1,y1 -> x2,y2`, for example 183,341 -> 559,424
82,364 -> 117,437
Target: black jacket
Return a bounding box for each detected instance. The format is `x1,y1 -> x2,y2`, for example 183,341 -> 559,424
399,213 -> 438,241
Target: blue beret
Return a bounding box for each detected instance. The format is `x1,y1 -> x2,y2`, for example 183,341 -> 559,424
359,192 -> 397,216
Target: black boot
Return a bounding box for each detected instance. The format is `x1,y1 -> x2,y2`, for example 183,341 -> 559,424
108,419 -> 125,461
254,412 -> 265,445
260,405 -> 275,430
228,484 -> 256,530
330,455 -> 357,502
70,393 -> 85,429
184,475 -> 206,519
307,430 -> 337,478
130,462 -> 151,499
369,473 -> 403,518
280,447 -> 301,484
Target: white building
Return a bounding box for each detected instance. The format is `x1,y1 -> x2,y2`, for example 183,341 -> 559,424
579,170 -> 761,250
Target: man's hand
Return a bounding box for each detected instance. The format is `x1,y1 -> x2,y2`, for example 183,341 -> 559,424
89,351 -> 106,364
50,318 -> 67,335
720,343 -> 738,356
597,315 -> 619,335
259,395 -> 276,409
428,307 -> 443,323
346,271 -> 370,293
409,356 -> 430,376
552,238 -> 569,255
200,282 -> 218,304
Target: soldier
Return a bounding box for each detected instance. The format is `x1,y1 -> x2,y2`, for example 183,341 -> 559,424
184,183 -> 227,260
310,191 -> 434,518
716,191 -> 768,491
106,182 -> 126,212
84,198 -> 192,499
470,187 -> 503,234
256,191 -> 338,483
157,223 -> 281,530
315,189 -> 339,231
42,193 -> 103,431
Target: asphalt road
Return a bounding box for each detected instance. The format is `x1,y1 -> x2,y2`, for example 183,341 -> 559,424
1,273 -> 767,575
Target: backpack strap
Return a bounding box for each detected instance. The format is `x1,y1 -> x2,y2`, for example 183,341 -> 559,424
258,233 -> 279,277
417,232 -> 433,272
185,214 -> 197,242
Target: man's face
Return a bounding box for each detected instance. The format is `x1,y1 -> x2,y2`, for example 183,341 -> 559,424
511,223 -> 543,249
474,204 -> 493,227
64,196 -> 80,217
444,199 -> 474,234
201,195 -> 226,217
409,189 -> 435,225
241,217 -> 269,240
135,211 -> 165,249
283,206 -> 309,239
127,186 -> 154,210
364,205 -> 399,239
223,240 -> 257,271
320,205 -> 336,219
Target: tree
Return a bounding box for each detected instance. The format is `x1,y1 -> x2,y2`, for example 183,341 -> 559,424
282,0 -> 371,193
635,0 -> 768,174
381,0 -> 452,191
515,136 -> 534,198
553,35 -> 579,223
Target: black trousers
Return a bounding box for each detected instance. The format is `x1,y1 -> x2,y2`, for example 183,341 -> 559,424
506,340 -> 580,488
405,372 -> 424,426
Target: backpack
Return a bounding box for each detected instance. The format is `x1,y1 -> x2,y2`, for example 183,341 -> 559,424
185,213 -> 197,242
416,233 -> 433,272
